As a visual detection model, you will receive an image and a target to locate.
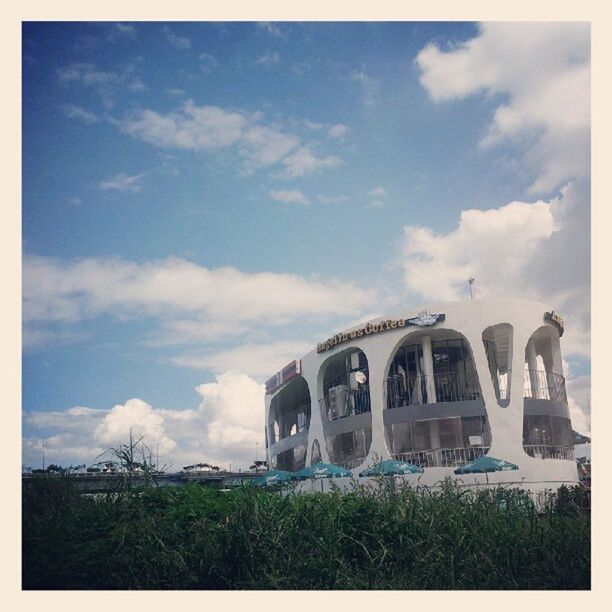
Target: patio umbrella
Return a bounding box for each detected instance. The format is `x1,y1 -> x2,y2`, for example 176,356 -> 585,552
359,459 -> 424,477
252,469 -> 293,487
292,462 -> 352,492
454,455 -> 518,484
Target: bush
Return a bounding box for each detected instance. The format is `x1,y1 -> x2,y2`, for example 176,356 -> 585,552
22,477 -> 590,590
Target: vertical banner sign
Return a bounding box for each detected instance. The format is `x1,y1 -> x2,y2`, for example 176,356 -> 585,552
265,359 -> 302,395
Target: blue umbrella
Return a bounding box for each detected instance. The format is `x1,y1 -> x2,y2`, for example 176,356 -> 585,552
454,456 -> 518,484
454,456 -> 519,474
359,459 -> 424,477
293,462 -> 352,491
252,469 -> 293,487
293,462 -> 353,480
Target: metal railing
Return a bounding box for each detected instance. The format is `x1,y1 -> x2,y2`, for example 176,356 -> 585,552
386,372 -> 481,409
392,446 -> 489,468
335,457 -> 367,471
320,386 -> 371,421
523,445 -> 574,461
524,370 -> 567,403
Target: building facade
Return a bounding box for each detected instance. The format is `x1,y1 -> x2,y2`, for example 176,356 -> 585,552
264,299 -> 578,489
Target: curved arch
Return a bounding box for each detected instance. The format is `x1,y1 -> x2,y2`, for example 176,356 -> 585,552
316,345 -> 372,469
267,375 -> 311,472
522,325 -> 573,460
482,323 -> 513,407
382,326 -> 489,468
310,439 -> 322,465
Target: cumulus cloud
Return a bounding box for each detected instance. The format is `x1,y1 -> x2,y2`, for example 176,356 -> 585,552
402,198 -> 557,302
99,172 -> 145,193
417,22 -> 590,193
269,190 -> 309,205
411,23 -> 590,373
23,254 -> 375,346
23,374 -> 267,469
95,398 -> 177,454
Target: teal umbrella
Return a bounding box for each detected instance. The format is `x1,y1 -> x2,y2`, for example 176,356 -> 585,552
293,462 -> 353,480
293,462 -> 352,491
252,469 -> 293,487
454,456 -> 518,484
359,459 -> 424,477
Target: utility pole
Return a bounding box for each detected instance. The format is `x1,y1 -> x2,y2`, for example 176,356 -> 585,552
468,277 -> 476,300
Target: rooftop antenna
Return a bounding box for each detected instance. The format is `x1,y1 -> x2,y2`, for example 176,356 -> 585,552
468,277 -> 476,300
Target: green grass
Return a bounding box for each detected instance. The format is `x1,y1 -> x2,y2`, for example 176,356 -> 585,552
22,477 -> 590,590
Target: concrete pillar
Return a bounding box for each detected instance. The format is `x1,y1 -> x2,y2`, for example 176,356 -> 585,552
421,335 -> 437,404
526,340 -> 539,399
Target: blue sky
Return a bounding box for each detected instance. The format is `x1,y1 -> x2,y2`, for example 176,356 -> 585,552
22,22 -> 591,469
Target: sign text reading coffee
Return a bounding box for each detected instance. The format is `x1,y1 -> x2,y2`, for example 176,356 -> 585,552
316,312 -> 445,353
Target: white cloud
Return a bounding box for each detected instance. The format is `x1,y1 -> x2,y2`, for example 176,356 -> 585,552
165,88 -> 185,97
199,52 -> 218,72
196,373 -> 264,463
367,200 -> 385,209
417,22 -> 590,194
57,61 -> 145,108
163,27 -> 191,50
566,375 -> 591,435
351,69 -> 379,107
95,398 -> 177,454
369,186 -> 386,197
99,172 -> 145,193
23,254 -> 375,346
23,373 -> 268,469
328,124 -> 349,140
402,198 -> 557,301
171,341 -> 312,378
256,52 -> 280,65
280,146 -> 341,178
400,184 -> 590,360
257,22 -> 286,38
61,104 -> 99,124
118,101 -> 345,178
120,102 -> 248,150
269,190 -> 309,206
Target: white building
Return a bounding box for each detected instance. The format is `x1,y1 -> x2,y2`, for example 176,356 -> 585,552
264,298 -> 578,490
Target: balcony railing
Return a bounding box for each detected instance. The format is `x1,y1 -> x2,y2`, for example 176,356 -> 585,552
320,386 -> 371,421
392,446 -> 489,468
386,372 -> 481,409
335,457 -> 367,471
524,370 -> 567,403
523,444 -> 574,461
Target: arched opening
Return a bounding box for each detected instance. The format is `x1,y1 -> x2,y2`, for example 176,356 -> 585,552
384,328 -> 488,468
311,439 -> 322,465
319,347 -> 372,469
522,325 -> 573,460
482,323 -> 513,406
267,375 -> 311,472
